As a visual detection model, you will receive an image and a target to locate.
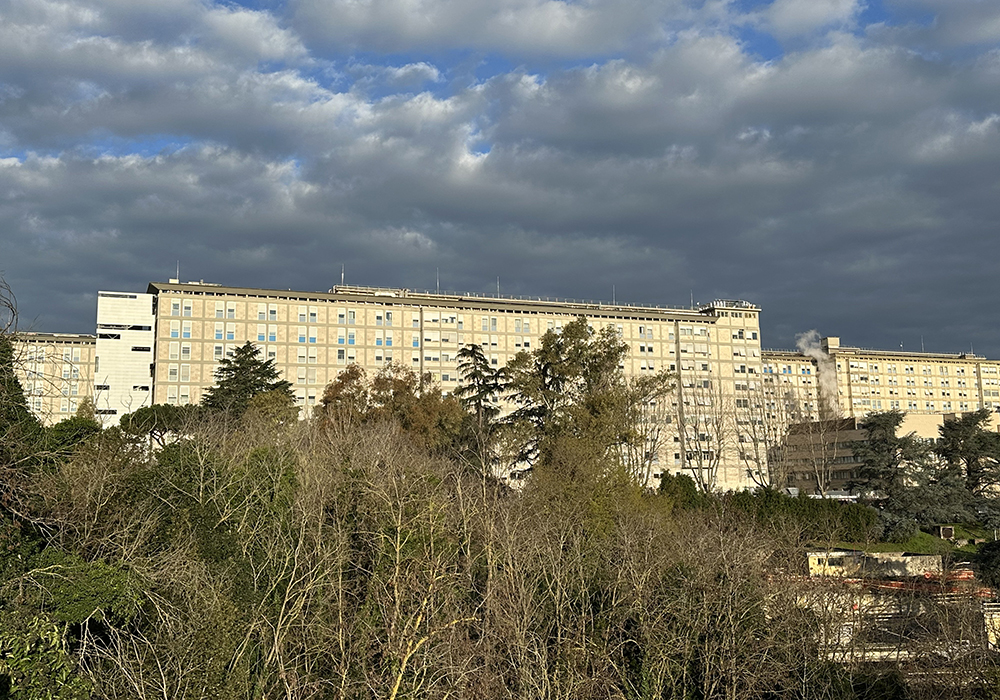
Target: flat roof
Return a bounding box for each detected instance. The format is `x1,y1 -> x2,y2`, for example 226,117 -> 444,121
147,281 -> 730,322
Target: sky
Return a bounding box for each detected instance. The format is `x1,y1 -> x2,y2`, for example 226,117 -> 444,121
2,0 -> 1000,355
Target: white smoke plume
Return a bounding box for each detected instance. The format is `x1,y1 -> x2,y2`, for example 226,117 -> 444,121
796,330 -> 840,418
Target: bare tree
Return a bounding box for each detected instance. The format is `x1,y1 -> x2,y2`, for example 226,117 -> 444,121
0,275 -> 16,337
734,380 -> 794,490
678,377 -> 733,493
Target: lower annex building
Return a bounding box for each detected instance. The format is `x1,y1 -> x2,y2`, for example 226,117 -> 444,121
11,278 -> 1000,492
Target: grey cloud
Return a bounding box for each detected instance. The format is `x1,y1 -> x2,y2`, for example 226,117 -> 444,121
290,0 -> 683,57
3,0 -> 1000,360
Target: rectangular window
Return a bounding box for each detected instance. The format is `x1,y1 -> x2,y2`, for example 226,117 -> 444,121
180,365 -> 190,382
376,331 -> 383,346
226,323 -> 235,341
216,301 -> 225,318
171,300 -> 180,316
309,306 -> 318,323
386,331 -> 393,347
258,324 -> 266,342
338,329 -> 345,345
167,387 -> 178,405
298,306 -> 307,323
348,310 -> 356,324
309,328 -> 317,344
181,343 -> 191,360
258,303 -> 267,320
169,320 -> 179,338
268,325 -> 277,342
307,368 -> 317,384
227,303 -> 236,319
183,301 -> 192,317
214,345 -> 224,360
215,322 -> 224,340
298,327 -> 306,343
338,308 -> 346,324
308,348 -> 317,364
297,367 -> 307,384
168,364 -> 178,381
180,387 -> 190,405
298,348 -> 307,364
412,334 -> 420,348
268,304 -> 277,321
169,342 -> 179,360
337,349 -> 345,364
267,346 -> 277,360
182,321 -> 191,339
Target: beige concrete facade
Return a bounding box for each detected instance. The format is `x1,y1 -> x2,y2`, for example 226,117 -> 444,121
763,336 -> 999,421
12,332 -> 96,426
142,281 -> 764,489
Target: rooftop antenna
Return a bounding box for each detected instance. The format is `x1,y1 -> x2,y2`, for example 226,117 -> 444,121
341,264 -> 345,287
497,277 -> 500,296
690,290 -> 694,309
612,285 -> 616,305
921,335 -> 925,353
436,267 -> 440,294
176,261 -> 180,280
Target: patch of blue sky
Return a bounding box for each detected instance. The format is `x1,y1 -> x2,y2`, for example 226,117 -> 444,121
0,135 -> 194,162
857,0 -> 892,26
78,134 -> 197,159
301,46 -> 633,99
735,25 -> 785,62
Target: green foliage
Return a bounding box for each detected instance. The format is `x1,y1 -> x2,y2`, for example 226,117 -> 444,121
937,409 -> 1000,496
853,410 -> 974,526
319,363 -> 466,453
977,539 -> 1000,590
0,515 -> 42,584
120,402 -> 199,446
0,336 -> 43,470
0,613 -> 91,700
43,415 -> 101,458
658,472 -> 710,510
725,489 -> 880,543
13,549 -> 140,625
503,316 -> 673,482
202,341 -> 293,416
454,343 -> 504,430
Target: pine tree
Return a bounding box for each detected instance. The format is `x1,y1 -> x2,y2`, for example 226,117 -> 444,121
0,335 -> 43,469
202,342 -> 293,416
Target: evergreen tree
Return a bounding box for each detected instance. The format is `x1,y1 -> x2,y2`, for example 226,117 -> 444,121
936,408 -> 1000,496
0,336 -> 42,470
852,410 -> 972,530
503,316 -> 673,482
202,342 -> 293,416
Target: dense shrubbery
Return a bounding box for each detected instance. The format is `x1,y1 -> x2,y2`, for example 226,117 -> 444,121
1,326 -> 995,698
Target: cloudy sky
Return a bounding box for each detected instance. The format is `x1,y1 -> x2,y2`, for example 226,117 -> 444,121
2,0 -> 999,355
